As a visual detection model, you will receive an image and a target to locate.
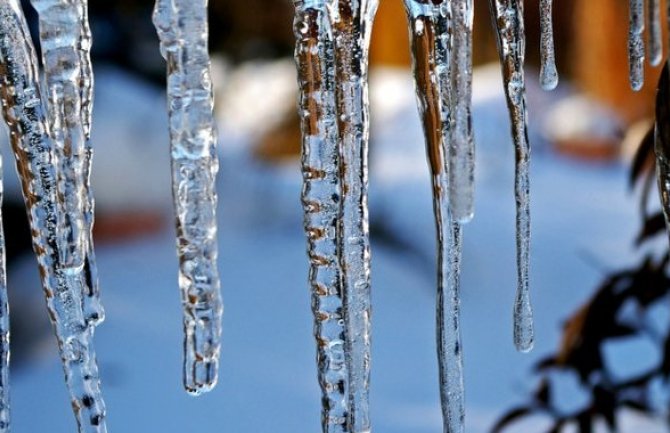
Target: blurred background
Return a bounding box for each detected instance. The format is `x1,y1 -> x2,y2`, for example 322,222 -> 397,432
3,0 -> 670,432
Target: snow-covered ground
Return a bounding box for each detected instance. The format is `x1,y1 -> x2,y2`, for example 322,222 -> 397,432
3,62 -> 665,432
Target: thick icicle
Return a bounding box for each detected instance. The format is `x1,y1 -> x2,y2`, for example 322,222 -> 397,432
489,0 -> 534,352
655,64 -> 670,247
628,0 -> 645,91
404,3 -> 466,432
331,0 -> 378,430
294,1 -> 350,431
539,0 -> 558,90
153,0 -> 223,395
448,0 -> 475,223
0,1 -> 107,431
29,0 -> 103,328
648,0 -> 662,67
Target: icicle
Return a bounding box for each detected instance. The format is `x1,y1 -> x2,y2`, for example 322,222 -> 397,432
488,0 -> 534,352
448,0 -> 475,223
655,63 -> 670,247
294,1 -> 350,431
0,1 -> 106,431
648,0 -> 662,67
330,0 -> 378,430
404,3 -> 466,432
539,0 -> 558,90
29,0 -> 104,328
629,0 -> 645,91
153,0 -> 223,395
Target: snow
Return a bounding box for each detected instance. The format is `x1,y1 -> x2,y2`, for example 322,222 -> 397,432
3,61 -> 664,432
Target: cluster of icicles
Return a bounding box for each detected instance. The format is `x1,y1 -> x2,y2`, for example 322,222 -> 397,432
0,0 -> 222,431
0,0 -> 664,432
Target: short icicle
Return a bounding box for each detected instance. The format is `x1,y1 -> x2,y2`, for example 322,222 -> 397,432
330,0 -> 379,430
647,0 -> 662,67
539,0 -> 558,90
293,0 -> 349,431
488,0 -> 534,352
0,1 -> 107,431
628,0 -> 645,90
153,0 -> 223,395
448,0 -> 476,223
29,0 -> 104,328
654,63 -> 670,247
403,2 -> 465,432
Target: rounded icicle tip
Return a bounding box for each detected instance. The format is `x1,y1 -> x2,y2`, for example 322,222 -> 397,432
513,299 -> 535,353
540,64 -> 559,91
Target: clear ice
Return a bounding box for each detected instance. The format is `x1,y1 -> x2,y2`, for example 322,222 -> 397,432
539,0 -> 558,90
403,3 -> 466,432
0,0 -> 107,430
628,0 -> 645,91
647,0 -> 662,67
448,0 -> 476,223
153,0 -> 223,395
29,0 -> 104,328
489,0 -> 534,352
331,0 -> 378,430
294,1 -> 350,431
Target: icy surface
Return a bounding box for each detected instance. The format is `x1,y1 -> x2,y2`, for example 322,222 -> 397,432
539,0 -> 558,90
29,0 -> 103,329
404,3 -> 465,432
294,1 -> 349,430
489,0 -> 534,352
153,0 -> 223,394
331,0 -> 379,430
448,0 -> 476,223
628,0 -> 645,91
0,1 -> 106,431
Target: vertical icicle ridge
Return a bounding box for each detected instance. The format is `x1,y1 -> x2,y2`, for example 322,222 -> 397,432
403,3 -> 465,432
294,1 -> 350,431
489,0 -> 534,353
629,0 -> 645,91
648,0 -> 663,67
29,0 -> 104,329
153,0 -> 223,395
331,0 -> 378,430
448,0 -> 476,223
0,1 -> 107,431
539,0 -> 558,90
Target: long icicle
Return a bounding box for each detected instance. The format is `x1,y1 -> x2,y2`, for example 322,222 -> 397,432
331,0 -> 378,430
78,0 -> 104,327
539,0 -> 558,90
403,2 -> 465,432
655,63 -> 670,247
647,0 -> 662,67
629,0 -> 645,90
153,0 -> 223,395
0,1 -> 107,430
448,0 -> 475,223
489,0 -> 534,352
29,0 -> 104,329
294,1 -> 349,431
